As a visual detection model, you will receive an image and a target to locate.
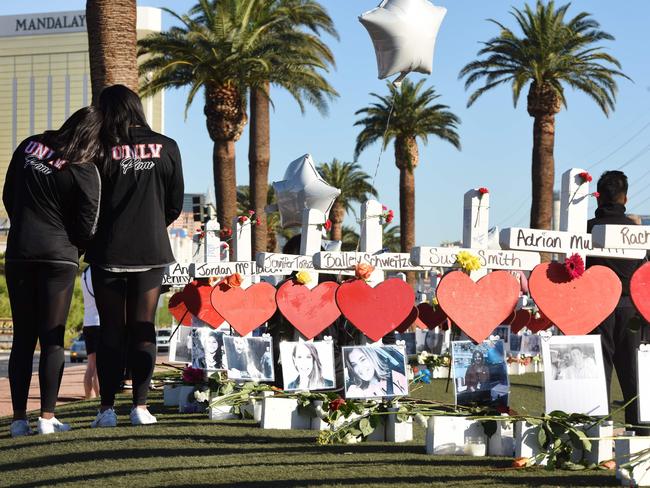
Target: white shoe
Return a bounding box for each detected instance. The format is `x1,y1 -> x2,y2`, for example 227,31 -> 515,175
10,420 -> 34,438
90,408 -> 118,428
130,407 -> 157,425
37,417 -> 71,435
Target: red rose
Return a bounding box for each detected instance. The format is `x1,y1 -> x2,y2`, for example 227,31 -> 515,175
255,218 -> 261,226
329,398 -> 346,412
248,209 -> 255,216
592,191 -> 600,198
238,216 -> 249,224
478,187 -> 489,195
579,171 -> 592,183
324,219 -> 332,231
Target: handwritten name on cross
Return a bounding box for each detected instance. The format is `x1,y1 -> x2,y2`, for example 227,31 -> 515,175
500,168 -> 645,260
313,200 -> 431,287
411,189 -> 540,273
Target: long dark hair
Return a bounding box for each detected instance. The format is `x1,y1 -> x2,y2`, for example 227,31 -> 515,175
97,84 -> 149,174
41,106 -> 103,164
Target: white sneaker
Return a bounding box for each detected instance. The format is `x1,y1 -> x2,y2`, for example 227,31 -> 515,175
90,408 -> 118,428
130,407 -> 157,425
37,417 -> 71,435
10,420 -> 34,438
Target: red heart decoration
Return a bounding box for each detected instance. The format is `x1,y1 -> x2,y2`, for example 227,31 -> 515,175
631,262 -> 650,322
276,280 -> 341,340
336,278 -> 415,342
527,312 -> 552,333
436,270 -> 520,343
210,281 -> 277,336
168,290 -> 192,326
184,281 -> 225,328
529,263 -> 622,335
509,310 -> 531,334
417,303 -> 448,330
396,307 -> 419,333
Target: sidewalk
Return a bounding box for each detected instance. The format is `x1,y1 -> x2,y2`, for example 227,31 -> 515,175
0,362 -> 87,417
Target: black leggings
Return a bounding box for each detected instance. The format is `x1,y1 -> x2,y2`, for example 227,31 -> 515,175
92,266 -> 164,407
7,261 -> 77,414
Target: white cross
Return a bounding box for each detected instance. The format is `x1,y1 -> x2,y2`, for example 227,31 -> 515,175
411,189 -> 540,275
592,224 -> 650,250
500,168 -> 646,260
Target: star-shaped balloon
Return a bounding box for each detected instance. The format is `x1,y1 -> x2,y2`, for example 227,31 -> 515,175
359,0 -> 447,80
272,154 -> 341,228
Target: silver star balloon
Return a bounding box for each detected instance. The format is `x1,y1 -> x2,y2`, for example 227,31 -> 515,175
359,0 -> 447,80
272,154 -> 341,228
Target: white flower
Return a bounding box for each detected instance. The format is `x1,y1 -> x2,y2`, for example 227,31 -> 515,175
342,433 -> 360,444
193,390 -> 210,403
413,413 -> 428,428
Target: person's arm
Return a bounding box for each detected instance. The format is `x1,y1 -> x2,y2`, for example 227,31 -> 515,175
165,141 -> 184,226
70,163 -> 102,246
2,145 -> 24,220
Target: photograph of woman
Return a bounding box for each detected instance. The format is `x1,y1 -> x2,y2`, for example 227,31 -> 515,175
224,336 -> 274,381
202,329 -> 225,371
3,107 -> 102,437
452,340 -> 509,408
280,341 -> 335,391
342,346 -> 408,399
190,328 -> 206,370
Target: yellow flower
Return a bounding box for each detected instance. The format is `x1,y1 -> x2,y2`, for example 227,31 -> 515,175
295,270 -> 312,285
456,250 -> 481,272
431,296 -> 439,308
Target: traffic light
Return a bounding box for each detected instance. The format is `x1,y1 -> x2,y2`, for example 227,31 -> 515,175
192,196 -> 205,223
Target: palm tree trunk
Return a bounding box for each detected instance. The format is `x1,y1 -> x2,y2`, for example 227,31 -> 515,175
86,0 -> 138,103
330,201 -> 345,242
213,141 -> 238,238
530,113 -> 556,263
396,136 -> 417,288
249,83 -> 270,256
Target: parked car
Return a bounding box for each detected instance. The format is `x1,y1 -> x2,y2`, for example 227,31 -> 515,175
156,328 -> 171,353
70,334 -> 87,363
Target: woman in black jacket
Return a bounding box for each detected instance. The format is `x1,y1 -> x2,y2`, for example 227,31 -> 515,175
86,85 -> 184,428
3,107 -> 102,437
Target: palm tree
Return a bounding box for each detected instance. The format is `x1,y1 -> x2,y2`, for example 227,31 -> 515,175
354,79 -> 461,266
340,225 -> 359,252
382,225 -> 401,253
317,159 -> 377,242
138,0 -> 326,235
459,0 -> 627,232
86,0 -> 138,102
248,0 -> 338,255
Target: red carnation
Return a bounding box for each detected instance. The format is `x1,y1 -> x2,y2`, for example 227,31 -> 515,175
248,209 -> 255,216
386,210 -> 394,224
564,253 -> 585,280
238,215 -> 249,224
324,219 -> 332,231
579,171 -> 593,183
255,218 -> 261,226
219,228 -> 232,239
478,187 -> 489,195
329,398 -> 346,412
592,191 -> 600,199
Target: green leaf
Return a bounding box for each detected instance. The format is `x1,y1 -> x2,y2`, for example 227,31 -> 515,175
537,426 -> 548,448
359,417 -> 374,437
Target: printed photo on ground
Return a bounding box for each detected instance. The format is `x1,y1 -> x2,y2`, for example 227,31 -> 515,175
342,345 -> 408,399
224,336 -> 274,382
279,341 -> 336,391
542,335 -> 608,415
451,340 -> 509,408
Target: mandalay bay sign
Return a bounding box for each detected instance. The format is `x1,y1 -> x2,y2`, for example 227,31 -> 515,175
0,11 -> 87,37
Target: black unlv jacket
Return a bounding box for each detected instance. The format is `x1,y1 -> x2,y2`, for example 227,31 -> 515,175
85,127 -> 184,268
2,135 -> 101,266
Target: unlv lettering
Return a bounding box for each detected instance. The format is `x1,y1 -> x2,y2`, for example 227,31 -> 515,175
24,141 -> 54,160
111,144 -> 163,160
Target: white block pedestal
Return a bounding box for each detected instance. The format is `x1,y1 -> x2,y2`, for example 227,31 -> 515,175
425,416 -> 487,456
615,436 -> 650,487
163,384 -> 181,407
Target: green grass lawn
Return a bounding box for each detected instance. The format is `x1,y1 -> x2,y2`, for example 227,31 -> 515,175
0,374 -> 624,488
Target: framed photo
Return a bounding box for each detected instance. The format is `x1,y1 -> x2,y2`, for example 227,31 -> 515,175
415,328 -> 445,355
541,335 -> 608,415
279,341 -> 336,391
168,325 -> 192,364
451,340 -> 509,408
509,333 -> 522,354
492,325 -> 511,352
638,349 -> 650,422
223,335 -> 274,382
395,332 -> 417,355
520,334 -> 541,356
342,345 -> 408,399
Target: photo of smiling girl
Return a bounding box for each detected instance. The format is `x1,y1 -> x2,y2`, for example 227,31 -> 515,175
342,346 -> 408,399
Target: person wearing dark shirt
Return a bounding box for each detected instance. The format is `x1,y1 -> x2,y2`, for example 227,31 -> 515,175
86,85 -> 184,429
2,107 -> 102,437
587,170 -> 648,434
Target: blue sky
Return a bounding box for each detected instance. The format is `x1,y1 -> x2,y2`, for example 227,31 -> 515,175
3,1 -> 650,245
